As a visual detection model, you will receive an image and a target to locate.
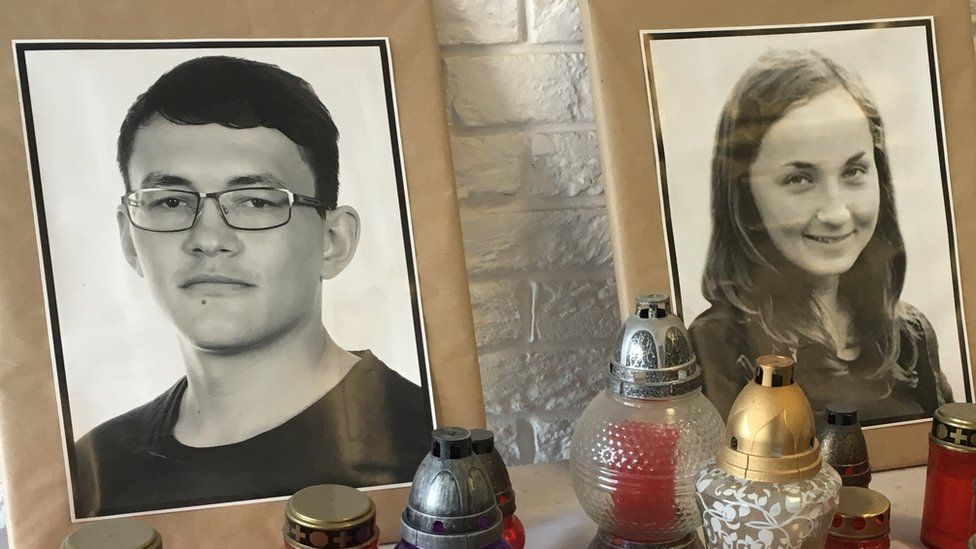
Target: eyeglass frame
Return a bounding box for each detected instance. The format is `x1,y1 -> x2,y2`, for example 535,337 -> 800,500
120,186 -> 324,233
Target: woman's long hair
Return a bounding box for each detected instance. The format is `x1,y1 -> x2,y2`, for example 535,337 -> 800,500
702,49 -> 915,383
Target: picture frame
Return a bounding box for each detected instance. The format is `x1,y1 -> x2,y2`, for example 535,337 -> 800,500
580,0 -> 976,470
0,0 -> 485,546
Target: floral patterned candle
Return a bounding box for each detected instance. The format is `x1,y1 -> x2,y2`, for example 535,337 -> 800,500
696,355 -> 842,549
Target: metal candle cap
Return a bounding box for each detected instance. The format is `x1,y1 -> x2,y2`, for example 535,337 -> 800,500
401,427 -> 504,549
818,403 -> 871,487
284,484 -> 378,549
61,519 -> 162,549
717,355 -> 822,483
609,293 -> 702,399
828,487 -> 890,541
931,403 -> 976,452
470,429 -> 517,517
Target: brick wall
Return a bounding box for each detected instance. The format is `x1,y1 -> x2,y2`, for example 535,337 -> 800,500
435,0 -> 618,464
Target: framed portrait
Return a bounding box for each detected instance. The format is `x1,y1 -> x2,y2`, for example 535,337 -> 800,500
0,0 -> 485,546
580,0 -> 976,469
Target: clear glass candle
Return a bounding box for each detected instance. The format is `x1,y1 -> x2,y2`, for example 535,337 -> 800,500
571,294 -> 723,546
696,355 -> 841,549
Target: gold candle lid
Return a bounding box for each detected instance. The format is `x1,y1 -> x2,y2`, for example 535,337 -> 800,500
931,403 -> 976,452
828,486 -> 890,540
61,519 -> 162,549
284,484 -> 378,549
717,355 -> 821,483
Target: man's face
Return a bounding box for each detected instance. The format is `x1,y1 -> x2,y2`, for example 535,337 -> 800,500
121,117 -> 327,352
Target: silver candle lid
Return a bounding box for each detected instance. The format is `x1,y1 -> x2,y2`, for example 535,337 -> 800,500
470,429 -> 516,517
609,293 -> 702,399
400,427 -> 504,549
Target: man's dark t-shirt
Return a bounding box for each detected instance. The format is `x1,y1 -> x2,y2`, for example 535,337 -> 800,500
73,351 -> 432,517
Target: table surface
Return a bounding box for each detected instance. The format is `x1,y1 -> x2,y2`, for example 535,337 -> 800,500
382,461 -> 928,548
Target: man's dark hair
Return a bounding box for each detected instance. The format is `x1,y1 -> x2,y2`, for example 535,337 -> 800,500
117,55 -> 340,210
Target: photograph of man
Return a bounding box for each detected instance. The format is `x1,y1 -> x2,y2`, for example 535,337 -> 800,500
72,55 -> 433,517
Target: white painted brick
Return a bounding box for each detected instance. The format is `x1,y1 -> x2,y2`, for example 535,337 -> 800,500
444,54 -> 593,126
530,0 -> 583,44
434,0 -> 520,46
469,279 -> 523,349
479,348 -> 605,414
461,208 -> 611,275
451,133 -> 524,198
529,414 -> 581,462
486,414 -> 521,464
525,131 -> 602,196
533,276 -> 618,342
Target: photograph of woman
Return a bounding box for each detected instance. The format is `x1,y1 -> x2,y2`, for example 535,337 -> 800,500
642,20 -> 970,426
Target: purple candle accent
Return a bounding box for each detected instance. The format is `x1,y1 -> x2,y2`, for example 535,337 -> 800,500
395,541 -> 512,549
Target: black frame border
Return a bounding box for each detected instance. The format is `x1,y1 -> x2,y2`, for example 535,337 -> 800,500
14,38 -> 434,517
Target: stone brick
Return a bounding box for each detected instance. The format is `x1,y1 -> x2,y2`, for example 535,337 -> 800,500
461,208 -> 611,275
434,0 -> 520,46
530,0 -> 583,44
525,131 -> 602,196
451,133 -> 524,198
444,54 -> 592,126
529,413 -> 582,462
533,276 -> 618,342
479,348 -> 606,415
468,279 -> 523,349
486,414 -> 521,464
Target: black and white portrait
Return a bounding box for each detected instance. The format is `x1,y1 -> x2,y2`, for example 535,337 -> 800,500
15,40 -> 435,518
641,19 -> 972,427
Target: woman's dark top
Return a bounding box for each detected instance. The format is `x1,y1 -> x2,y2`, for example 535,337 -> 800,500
689,302 -> 953,424
73,351 -> 432,518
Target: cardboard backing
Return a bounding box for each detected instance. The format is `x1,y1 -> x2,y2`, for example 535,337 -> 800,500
580,0 -> 976,471
0,0 -> 485,547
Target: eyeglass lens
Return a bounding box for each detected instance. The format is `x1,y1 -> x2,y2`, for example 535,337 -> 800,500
125,188 -> 292,231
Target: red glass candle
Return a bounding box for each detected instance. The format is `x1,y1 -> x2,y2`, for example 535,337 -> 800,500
921,403 -> 976,549
607,420 -> 679,539
283,484 -> 379,549
825,487 -> 889,549
502,514 -> 525,549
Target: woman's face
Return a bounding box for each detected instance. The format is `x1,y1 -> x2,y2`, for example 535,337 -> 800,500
747,87 -> 881,278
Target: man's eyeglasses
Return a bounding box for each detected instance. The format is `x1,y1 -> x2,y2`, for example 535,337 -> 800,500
121,187 -> 322,232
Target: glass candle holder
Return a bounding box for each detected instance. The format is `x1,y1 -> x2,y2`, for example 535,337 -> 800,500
696,355 -> 842,549
587,530 -> 702,548
825,487 -> 890,549
471,429 -> 525,549
398,427 -> 511,549
283,484 -> 378,549
61,519 -> 162,549
818,404 -> 871,487
921,403 -> 976,548
571,294 -> 723,547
